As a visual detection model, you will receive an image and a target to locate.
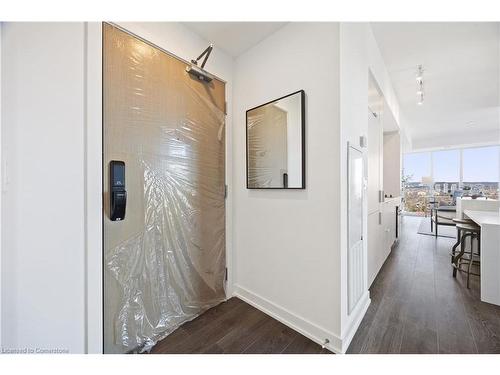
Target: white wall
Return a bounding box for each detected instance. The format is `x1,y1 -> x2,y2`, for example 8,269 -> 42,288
1,22 -> 234,354
1,23 -> 86,353
232,23 -> 343,351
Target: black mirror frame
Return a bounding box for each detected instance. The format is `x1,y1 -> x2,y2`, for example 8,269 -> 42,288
245,89 -> 306,190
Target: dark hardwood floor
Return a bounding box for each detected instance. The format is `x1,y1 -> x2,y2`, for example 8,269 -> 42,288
347,215 -> 500,354
150,297 -> 332,354
150,215 -> 500,354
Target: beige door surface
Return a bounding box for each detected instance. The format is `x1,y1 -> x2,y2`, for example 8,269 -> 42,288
103,23 -> 226,353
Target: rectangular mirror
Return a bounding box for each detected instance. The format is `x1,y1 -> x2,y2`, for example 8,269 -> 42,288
246,90 -> 305,189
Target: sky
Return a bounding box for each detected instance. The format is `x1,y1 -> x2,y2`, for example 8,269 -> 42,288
463,146 -> 500,182
433,149 -> 460,182
404,152 -> 430,182
404,146 -> 500,183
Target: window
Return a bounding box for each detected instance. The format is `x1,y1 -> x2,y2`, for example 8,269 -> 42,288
403,152 -> 431,183
432,149 -> 460,206
402,145 -> 500,215
463,146 -> 500,199
433,149 -> 460,189
403,152 -> 431,215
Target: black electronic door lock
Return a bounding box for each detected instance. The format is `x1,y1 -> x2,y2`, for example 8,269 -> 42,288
110,160 -> 127,221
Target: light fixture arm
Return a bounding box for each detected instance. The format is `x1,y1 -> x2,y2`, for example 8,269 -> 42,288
191,44 -> 214,69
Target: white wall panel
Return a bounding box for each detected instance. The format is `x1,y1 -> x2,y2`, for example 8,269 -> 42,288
1,22 -> 86,352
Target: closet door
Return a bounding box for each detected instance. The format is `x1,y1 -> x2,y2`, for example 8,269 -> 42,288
367,209 -> 381,286
103,23 -> 226,353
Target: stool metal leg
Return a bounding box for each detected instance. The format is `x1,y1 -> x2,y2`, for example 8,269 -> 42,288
435,210 -> 438,237
477,233 -> 480,256
453,232 -> 471,278
466,233 -> 480,289
467,246 -> 473,288
451,228 -> 462,263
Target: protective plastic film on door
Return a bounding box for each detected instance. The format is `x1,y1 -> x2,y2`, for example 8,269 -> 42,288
103,23 -> 226,353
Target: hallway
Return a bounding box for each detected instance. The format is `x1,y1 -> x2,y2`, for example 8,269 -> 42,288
348,216 -> 500,354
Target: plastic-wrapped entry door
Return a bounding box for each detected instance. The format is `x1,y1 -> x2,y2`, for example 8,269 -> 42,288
103,23 -> 226,353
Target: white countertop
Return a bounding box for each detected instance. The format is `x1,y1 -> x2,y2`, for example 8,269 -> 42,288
383,196 -> 401,203
464,209 -> 500,306
464,209 -> 500,226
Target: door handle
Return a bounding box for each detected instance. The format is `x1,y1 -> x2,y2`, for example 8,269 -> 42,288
379,190 -> 385,203
110,160 -> 127,221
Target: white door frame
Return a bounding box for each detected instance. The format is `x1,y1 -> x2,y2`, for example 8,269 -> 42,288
0,21 -> 3,348
85,21 -> 103,354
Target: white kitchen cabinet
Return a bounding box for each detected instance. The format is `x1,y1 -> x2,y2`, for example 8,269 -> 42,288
383,132 -> 401,199
382,198 -> 400,254
368,199 -> 400,287
367,76 -> 402,287
367,211 -> 381,286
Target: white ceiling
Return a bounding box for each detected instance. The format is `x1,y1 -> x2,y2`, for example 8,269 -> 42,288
183,22 -> 287,57
371,22 -> 499,146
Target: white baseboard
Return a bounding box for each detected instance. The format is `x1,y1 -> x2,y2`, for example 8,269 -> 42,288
341,292 -> 371,353
233,285 -> 343,353
233,285 -> 370,354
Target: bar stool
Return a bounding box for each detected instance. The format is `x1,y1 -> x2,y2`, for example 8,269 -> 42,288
452,222 -> 481,289
450,217 -> 475,263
